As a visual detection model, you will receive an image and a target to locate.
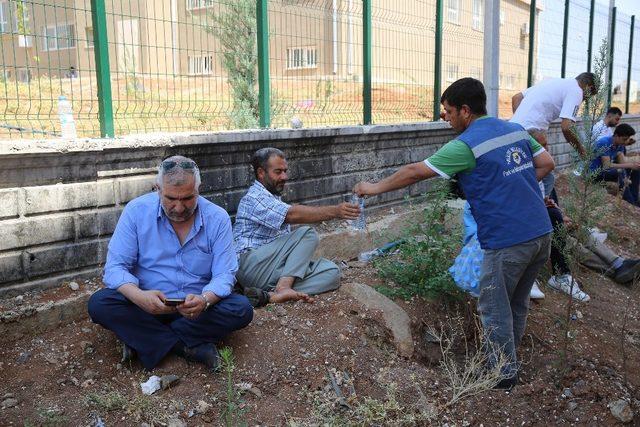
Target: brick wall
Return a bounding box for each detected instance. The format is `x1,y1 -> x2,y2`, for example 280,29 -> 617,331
1,116 -> 639,295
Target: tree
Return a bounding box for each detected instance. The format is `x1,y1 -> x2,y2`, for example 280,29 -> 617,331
204,0 -> 259,129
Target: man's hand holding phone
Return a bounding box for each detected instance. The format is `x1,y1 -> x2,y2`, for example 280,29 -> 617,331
163,297 -> 186,307
176,294 -> 209,319
121,286 -> 177,315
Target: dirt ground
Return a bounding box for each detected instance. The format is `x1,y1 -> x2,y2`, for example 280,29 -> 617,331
1,176 -> 640,426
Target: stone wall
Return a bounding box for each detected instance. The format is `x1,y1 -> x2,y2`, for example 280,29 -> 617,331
1,116 -> 639,295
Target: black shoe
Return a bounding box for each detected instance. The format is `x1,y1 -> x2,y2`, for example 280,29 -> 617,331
495,375 -> 518,391
120,341 -> 136,363
613,259 -> 640,285
172,341 -> 220,370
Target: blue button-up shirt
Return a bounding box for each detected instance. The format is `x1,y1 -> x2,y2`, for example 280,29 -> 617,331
103,192 -> 238,298
233,181 -> 291,254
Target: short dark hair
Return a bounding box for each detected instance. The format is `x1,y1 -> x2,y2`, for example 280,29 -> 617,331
607,106 -> 623,116
614,123 -> 635,137
440,78 -> 487,116
251,147 -> 285,178
576,72 -> 598,95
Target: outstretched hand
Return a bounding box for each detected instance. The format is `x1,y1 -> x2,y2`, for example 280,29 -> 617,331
336,202 -> 361,220
353,181 -> 377,197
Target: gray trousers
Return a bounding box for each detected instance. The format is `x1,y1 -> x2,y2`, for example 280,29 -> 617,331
571,235 -> 620,276
477,233 -> 552,378
236,226 -> 341,295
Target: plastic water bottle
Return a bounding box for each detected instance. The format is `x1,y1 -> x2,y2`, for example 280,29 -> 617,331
58,96 -> 77,138
358,248 -> 382,262
351,194 -> 366,231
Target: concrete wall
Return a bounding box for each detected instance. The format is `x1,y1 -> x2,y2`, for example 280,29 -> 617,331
1,115 -> 639,296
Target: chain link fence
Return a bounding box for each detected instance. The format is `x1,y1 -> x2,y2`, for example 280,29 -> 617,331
0,0 -> 638,139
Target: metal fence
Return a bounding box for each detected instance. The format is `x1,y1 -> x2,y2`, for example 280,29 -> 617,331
0,0 -> 638,140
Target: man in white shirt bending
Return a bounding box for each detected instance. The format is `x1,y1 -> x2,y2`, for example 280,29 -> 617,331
511,72 -> 597,299
511,72 -> 597,156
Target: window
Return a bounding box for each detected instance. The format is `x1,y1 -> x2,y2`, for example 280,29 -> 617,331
500,10 -> 505,26
286,46 -> 317,70
42,23 -> 75,51
447,0 -> 459,24
472,0 -> 483,31
0,0 -> 28,34
85,27 -> 94,48
188,55 -> 214,75
186,0 -> 214,11
469,67 -> 482,80
446,63 -> 459,82
0,1 -> 13,33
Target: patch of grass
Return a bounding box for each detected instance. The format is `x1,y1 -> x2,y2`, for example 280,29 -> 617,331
85,388 -> 168,425
374,181 -> 463,301
35,407 -> 69,427
85,390 -> 128,411
426,316 -> 507,406
291,378 -> 435,426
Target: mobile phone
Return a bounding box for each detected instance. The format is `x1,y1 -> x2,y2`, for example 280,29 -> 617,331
164,298 -> 185,306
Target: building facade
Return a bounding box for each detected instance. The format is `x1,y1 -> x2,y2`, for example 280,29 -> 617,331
0,0 -> 537,91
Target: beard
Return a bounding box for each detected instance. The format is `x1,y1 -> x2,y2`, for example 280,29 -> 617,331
263,177 -> 286,195
162,205 -> 196,222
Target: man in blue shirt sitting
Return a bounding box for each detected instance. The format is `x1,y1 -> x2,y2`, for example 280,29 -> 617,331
88,156 -> 253,371
589,123 -> 640,207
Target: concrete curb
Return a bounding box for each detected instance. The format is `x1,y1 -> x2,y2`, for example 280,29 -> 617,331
0,288 -> 94,342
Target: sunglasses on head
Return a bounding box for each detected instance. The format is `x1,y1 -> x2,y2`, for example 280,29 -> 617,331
161,160 -> 196,172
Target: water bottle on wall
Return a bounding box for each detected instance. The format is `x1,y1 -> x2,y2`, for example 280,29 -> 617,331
58,96 -> 77,139
351,194 -> 366,231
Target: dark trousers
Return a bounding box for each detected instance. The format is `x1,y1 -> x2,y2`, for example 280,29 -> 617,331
597,168 -> 640,206
547,206 -> 571,276
88,288 -> 253,369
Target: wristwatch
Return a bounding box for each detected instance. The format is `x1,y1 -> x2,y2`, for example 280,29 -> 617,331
200,294 -> 212,311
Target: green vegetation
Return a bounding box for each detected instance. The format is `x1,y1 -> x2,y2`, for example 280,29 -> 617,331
205,0 -> 259,129
375,181 -> 462,301
220,347 -> 248,427
556,39 -> 610,371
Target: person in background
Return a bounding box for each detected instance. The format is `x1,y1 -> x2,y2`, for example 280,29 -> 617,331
511,72 -> 597,299
591,106 -> 623,141
590,123 -> 640,207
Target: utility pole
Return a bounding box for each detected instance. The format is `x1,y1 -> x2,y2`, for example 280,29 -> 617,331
483,0 -> 500,116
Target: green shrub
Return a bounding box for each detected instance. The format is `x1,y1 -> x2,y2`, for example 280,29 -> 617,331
375,181 -> 463,301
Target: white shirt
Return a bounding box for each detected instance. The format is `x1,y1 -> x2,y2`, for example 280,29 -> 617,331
591,119 -> 614,141
511,78 -> 584,131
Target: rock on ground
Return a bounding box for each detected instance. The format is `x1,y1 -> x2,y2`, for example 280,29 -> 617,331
342,282 -> 413,358
610,399 -> 634,423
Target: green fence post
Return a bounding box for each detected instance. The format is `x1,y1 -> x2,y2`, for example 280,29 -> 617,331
90,0 -> 114,138
527,0 -> 536,87
561,0 -> 570,78
433,0 -> 443,120
607,7 -> 616,108
625,15 -> 635,114
257,0 -> 271,128
363,0 -> 372,125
